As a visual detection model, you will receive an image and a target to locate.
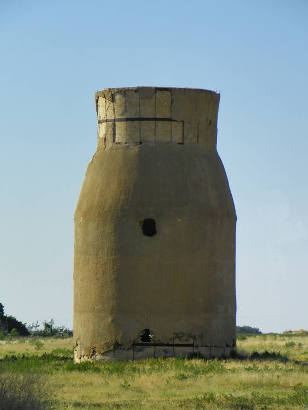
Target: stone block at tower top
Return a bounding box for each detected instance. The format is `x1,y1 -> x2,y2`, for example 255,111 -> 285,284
95,87 -> 219,148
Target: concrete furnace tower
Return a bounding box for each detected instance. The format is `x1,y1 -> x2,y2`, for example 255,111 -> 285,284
74,87 -> 236,361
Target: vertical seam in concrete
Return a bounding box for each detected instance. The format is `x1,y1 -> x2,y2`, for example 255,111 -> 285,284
124,91 -> 128,145
124,90 -> 128,115
104,96 -> 107,120
95,96 -> 98,116
96,97 -> 99,145
104,97 -> 107,149
154,90 -> 157,143
112,93 -> 116,143
138,90 -> 141,143
170,91 -> 173,143
197,121 -> 199,144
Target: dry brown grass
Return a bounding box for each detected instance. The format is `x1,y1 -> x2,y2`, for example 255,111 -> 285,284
0,337 -> 72,358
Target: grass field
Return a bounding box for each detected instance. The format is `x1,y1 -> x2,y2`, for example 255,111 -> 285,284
0,331 -> 307,409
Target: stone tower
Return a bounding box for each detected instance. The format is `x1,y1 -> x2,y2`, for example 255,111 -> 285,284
73,87 -> 236,362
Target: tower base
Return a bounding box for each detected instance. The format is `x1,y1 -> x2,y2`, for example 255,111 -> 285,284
73,343 -> 234,362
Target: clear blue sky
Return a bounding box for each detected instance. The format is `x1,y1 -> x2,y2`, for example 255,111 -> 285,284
1,0 -> 307,333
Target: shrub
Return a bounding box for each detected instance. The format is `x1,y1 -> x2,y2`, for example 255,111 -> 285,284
0,373 -> 52,410
27,320 -> 72,338
0,303 -> 29,336
9,329 -> 18,337
3,316 -> 29,336
283,329 -> 308,337
285,341 -> 296,348
237,334 -> 248,341
236,325 -> 262,335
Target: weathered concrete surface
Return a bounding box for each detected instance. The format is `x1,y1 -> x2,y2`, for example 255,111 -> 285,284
73,87 -> 236,362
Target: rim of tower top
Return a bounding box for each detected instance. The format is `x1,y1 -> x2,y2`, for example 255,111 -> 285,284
94,86 -> 220,99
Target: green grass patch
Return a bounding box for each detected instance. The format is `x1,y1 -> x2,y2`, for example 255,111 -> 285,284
0,334 -> 307,409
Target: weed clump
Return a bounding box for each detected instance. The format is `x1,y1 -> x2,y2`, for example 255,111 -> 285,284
0,373 -> 52,410
29,339 -> 44,350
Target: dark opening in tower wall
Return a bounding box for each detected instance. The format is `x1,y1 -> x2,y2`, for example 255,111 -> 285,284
141,218 -> 157,237
140,329 -> 153,343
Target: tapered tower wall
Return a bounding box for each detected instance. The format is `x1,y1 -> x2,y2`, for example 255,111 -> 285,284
73,87 -> 236,361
